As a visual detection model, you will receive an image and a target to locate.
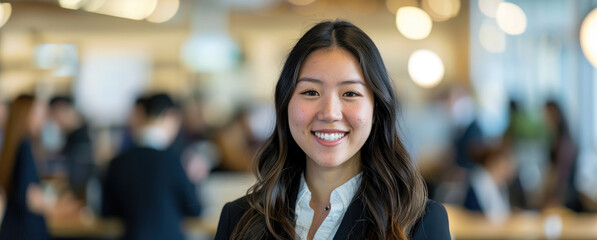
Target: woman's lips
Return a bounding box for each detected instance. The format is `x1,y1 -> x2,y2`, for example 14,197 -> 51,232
312,131 -> 348,146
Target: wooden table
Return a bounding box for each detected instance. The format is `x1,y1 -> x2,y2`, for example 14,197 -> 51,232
48,212 -> 217,239
445,205 -> 597,239
47,205 -> 597,240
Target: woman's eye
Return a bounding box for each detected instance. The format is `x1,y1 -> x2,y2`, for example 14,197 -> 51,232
343,91 -> 361,97
301,90 -> 319,96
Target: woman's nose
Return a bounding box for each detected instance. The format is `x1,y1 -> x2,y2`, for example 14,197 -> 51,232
317,95 -> 342,122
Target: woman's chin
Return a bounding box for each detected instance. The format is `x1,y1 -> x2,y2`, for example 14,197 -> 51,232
307,155 -> 357,170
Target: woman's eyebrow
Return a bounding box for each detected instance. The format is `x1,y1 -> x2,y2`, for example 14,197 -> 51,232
297,77 -> 323,84
297,77 -> 365,86
339,80 -> 365,86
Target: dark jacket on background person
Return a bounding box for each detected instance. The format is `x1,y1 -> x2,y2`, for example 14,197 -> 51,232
0,141 -> 49,240
101,147 -> 201,240
63,124 -> 94,200
215,190 -> 450,240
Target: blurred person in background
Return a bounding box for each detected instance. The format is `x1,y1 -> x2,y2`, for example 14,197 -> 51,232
500,100 -> 537,210
450,93 -> 483,170
427,87 -> 480,206
542,100 -> 581,211
117,96 -> 148,155
213,107 -> 262,172
214,20 -> 450,240
179,97 -> 218,184
463,138 -> 517,223
49,96 -> 94,202
101,93 -> 201,240
180,96 -> 208,144
453,108 -> 483,170
0,95 -> 50,240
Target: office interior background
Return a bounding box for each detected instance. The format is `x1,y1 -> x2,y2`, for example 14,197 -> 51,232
1,0 -> 597,239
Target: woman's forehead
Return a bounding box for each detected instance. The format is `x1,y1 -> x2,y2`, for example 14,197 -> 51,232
296,48 -> 366,86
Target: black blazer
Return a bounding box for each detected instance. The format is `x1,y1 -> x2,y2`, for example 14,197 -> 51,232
214,194 -> 450,240
101,147 -> 202,240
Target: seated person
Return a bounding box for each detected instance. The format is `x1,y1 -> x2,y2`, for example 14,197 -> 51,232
464,139 -> 516,223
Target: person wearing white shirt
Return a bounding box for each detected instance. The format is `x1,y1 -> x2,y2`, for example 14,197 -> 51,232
215,20 -> 450,240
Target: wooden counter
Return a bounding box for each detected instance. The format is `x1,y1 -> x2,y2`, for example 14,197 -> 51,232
446,205 -> 597,239
47,205 -> 597,239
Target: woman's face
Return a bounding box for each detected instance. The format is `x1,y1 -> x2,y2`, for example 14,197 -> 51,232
288,47 -> 374,171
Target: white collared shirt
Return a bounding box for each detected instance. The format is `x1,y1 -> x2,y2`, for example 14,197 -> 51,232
470,166 -> 510,223
294,172 -> 362,240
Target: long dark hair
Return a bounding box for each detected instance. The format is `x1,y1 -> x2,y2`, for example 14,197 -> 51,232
232,20 -> 427,240
0,95 -> 35,198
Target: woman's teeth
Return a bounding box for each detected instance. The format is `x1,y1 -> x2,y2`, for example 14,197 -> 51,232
314,132 -> 345,141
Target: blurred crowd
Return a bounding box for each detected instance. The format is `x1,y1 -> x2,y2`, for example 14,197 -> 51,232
0,92 -> 270,239
0,85 -> 594,238
422,86 -> 596,224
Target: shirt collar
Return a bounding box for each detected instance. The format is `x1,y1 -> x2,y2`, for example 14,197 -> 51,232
297,172 -> 363,210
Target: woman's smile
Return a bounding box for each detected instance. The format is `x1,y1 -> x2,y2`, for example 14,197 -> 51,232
288,47 -> 374,169
312,130 -> 348,146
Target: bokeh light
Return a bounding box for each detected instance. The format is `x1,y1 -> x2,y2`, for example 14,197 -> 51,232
287,0 -> 316,7
408,49 -> 445,88
82,0 -> 106,11
146,0 -> 180,23
544,214 -> 563,239
396,6 -> 433,40
479,19 -> 505,53
58,0 -> 84,10
90,0 -> 158,20
580,8 -> 597,68
496,2 -> 527,35
478,0 -> 502,18
423,0 -> 460,22
0,3 -> 12,28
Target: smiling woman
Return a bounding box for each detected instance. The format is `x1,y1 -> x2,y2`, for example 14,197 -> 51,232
289,47 -> 374,172
214,20 -> 451,240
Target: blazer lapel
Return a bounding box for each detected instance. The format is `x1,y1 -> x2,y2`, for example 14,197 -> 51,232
332,195 -> 368,240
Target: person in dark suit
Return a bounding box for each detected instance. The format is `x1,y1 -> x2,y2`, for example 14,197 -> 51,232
102,93 -> 201,240
214,20 -> 450,240
0,95 -> 50,240
49,96 -> 95,202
